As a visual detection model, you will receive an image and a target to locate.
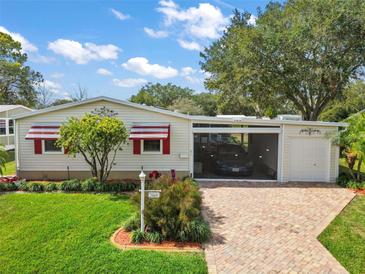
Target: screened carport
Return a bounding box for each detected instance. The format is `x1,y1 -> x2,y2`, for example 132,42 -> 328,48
192,124 -> 280,180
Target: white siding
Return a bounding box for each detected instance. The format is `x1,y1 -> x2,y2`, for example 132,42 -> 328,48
281,125 -> 338,182
17,100 -> 190,172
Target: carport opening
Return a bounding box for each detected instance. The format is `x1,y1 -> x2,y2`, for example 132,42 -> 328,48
193,133 -> 278,180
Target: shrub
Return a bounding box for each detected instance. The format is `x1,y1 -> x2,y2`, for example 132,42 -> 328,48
359,182 -> 365,190
27,183 -> 44,192
81,178 -> 98,192
0,183 -> 18,191
18,180 -> 29,191
123,213 -> 140,232
145,231 -> 163,243
60,179 -> 81,192
178,218 -> 211,243
94,182 -> 107,192
45,182 -> 59,192
142,177 -> 203,241
130,230 -> 145,244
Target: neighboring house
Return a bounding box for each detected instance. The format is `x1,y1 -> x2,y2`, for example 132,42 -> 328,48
0,105 -> 33,151
13,97 -> 346,182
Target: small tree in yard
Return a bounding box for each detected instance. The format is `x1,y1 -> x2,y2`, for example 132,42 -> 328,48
57,109 -> 128,182
338,113 -> 365,181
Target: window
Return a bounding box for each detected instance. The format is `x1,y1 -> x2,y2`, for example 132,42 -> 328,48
43,140 -> 63,154
8,120 -> 14,135
142,140 -> 162,154
0,120 -> 5,135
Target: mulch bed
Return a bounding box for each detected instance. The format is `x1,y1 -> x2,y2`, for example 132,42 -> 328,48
111,228 -> 202,252
353,189 -> 365,195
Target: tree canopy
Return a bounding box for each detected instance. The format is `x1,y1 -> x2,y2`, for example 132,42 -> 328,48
57,109 -> 128,182
130,82 -> 218,116
201,0 -> 365,120
0,32 -> 43,107
320,81 -> 365,122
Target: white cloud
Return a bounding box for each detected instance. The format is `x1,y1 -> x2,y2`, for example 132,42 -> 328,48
42,80 -> 62,94
181,66 -> 196,76
48,39 -> 120,64
0,26 -> 38,52
144,27 -> 168,38
159,0 -> 178,9
113,78 -> 147,88
111,8 -> 130,20
122,57 -> 178,79
50,73 -> 64,79
247,15 -> 257,26
177,39 -> 201,51
157,1 -> 228,39
184,75 -> 201,84
97,68 -> 113,76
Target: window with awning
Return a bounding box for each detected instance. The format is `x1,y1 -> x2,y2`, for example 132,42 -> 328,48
129,123 -> 170,155
25,123 -> 64,154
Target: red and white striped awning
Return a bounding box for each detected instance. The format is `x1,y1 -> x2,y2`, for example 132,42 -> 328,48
25,122 -> 61,140
129,123 -> 170,140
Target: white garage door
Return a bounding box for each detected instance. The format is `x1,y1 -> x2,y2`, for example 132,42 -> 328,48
289,137 -> 330,182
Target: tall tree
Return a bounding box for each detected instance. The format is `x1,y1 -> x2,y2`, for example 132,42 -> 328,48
130,83 -> 194,108
168,98 -> 204,115
201,0 -> 365,120
0,32 -> 43,107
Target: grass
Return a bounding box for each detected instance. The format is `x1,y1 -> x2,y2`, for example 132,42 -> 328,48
3,161 -> 15,175
0,193 -> 207,274
318,196 -> 365,274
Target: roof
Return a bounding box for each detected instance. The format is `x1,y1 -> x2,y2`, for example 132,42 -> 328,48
0,105 -> 33,113
13,96 -> 347,127
13,96 -> 190,120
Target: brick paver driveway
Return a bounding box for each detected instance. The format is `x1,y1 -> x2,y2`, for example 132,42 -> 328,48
200,181 -> 356,274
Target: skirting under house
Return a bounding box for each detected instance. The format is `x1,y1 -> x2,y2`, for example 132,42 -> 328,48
13,97 -> 346,182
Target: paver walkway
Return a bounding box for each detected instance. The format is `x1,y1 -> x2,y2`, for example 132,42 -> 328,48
200,181 -> 356,274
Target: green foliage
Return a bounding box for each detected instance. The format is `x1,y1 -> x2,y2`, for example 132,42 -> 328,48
45,182 -> 59,192
81,177 -> 98,192
145,231 -> 164,243
338,113 -> 365,181
0,183 -> 18,192
201,1 -> 365,120
178,218 -> 211,243
321,81 -> 365,122
130,83 -> 194,108
130,83 -> 218,116
57,110 -> 128,182
0,32 -> 43,107
0,145 -> 8,176
137,177 -> 209,243
60,179 -> 81,192
27,183 -> 44,192
123,213 -> 140,232
168,97 -> 204,115
130,230 -> 145,244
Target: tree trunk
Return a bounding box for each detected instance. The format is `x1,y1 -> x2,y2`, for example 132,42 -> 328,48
356,157 -> 363,182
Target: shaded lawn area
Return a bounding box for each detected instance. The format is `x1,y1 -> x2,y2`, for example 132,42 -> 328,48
0,193 -> 207,274
318,196 -> 365,274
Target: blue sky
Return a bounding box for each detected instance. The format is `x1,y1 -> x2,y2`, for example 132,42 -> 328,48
0,0 -> 274,101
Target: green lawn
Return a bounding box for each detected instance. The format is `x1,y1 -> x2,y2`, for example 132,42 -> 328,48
3,160 -> 15,175
0,193 -> 207,274
318,196 -> 365,274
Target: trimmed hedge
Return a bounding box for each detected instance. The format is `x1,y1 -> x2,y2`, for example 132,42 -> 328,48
0,178 -> 137,193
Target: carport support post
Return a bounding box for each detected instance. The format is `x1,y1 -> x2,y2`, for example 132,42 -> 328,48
139,168 -> 146,233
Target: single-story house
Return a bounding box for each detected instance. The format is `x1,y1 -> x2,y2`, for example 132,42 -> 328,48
0,105 -> 33,151
13,97 -> 346,182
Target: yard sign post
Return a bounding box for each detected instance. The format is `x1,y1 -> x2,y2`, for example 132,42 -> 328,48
139,168 -> 146,232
